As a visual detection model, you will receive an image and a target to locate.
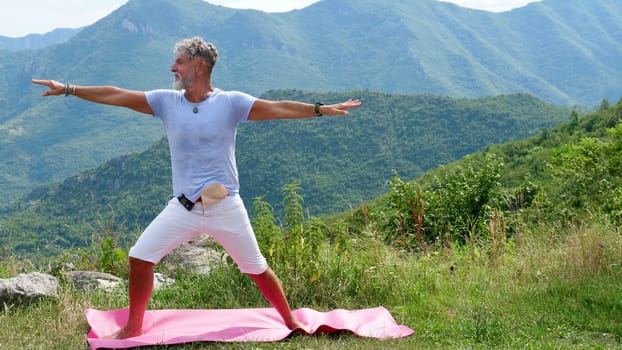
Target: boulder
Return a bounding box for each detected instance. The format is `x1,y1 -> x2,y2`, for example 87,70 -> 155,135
0,272 -> 58,305
64,271 -> 122,292
161,236 -> 226,274
153,273 -> 175,290
65,271 -> 175,292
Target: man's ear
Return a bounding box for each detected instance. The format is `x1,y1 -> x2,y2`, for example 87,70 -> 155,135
196,59 -> 208,75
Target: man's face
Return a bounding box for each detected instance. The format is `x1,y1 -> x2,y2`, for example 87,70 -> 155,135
171,53 -> 196,90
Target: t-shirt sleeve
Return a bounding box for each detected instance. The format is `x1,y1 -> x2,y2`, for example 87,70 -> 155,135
145,89 -> 171,120
228,91 -> 257,123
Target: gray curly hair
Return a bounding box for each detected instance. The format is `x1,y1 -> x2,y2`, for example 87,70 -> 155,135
174,37 -> 219,73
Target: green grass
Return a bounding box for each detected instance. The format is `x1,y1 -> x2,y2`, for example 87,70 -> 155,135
1,221 -> 621,349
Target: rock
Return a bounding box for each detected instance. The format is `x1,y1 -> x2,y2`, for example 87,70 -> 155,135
64,271 -> 122,292
161,236 -> 226,274
153,273 -> 175,290
0,272 -> 58,305
65,271 -> 174,292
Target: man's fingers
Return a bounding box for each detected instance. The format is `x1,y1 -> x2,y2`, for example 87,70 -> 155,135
32,79 -> 58,88
320,100 -> 362,116
32,79 -> 63,96
32,79 -> 51,86
338,99 -> 362,110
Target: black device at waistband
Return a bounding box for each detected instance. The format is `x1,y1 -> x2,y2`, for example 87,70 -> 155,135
177,194 -> 198,211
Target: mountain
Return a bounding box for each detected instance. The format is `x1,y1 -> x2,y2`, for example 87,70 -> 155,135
0,28 -> 82,51
1,0 -> 621,201
0,90 -> 571,255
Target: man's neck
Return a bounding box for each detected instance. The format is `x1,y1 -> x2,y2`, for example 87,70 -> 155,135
184,80 -> 214,103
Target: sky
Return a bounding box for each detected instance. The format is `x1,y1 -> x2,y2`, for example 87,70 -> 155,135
0,0 -> 541,38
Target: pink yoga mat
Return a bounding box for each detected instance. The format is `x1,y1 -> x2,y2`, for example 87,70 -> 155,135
86,306 -> 414,349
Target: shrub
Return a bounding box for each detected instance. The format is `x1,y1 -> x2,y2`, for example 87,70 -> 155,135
379,154 -> 504,250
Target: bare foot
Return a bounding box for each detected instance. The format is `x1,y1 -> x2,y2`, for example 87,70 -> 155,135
103,326 -> 143,339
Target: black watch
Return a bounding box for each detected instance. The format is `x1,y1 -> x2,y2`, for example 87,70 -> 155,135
314,102 -> 324,116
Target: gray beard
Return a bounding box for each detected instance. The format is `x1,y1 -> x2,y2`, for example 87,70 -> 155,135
173,73 -> 194,90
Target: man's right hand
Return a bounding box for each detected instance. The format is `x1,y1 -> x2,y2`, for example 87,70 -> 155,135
32,79 -> 66,96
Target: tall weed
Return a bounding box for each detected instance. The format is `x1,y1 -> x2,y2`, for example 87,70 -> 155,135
52,213 -> 129,278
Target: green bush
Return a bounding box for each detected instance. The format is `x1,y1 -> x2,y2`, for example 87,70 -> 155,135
551,122 -> 622,224
377,154 -> 504,251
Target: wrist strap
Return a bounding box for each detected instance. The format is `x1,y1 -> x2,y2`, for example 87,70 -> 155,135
314,102 -> 324,116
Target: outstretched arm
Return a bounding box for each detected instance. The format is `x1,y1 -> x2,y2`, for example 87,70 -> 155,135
248,98 -> 362,121
32,79 -> 153,115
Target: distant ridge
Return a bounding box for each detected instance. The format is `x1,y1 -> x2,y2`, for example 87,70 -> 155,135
0,28 -> 83,51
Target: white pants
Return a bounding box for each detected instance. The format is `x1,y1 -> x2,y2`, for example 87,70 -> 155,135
129,195 -> 268,274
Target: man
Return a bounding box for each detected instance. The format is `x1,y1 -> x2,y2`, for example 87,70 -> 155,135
32,36 -> 361,339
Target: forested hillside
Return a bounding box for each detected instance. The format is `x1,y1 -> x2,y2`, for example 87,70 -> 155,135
1,0 -> 621,202
0,91 -> 571,256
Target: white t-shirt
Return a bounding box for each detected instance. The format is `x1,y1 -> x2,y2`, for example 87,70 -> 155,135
145,88 -> 257,200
